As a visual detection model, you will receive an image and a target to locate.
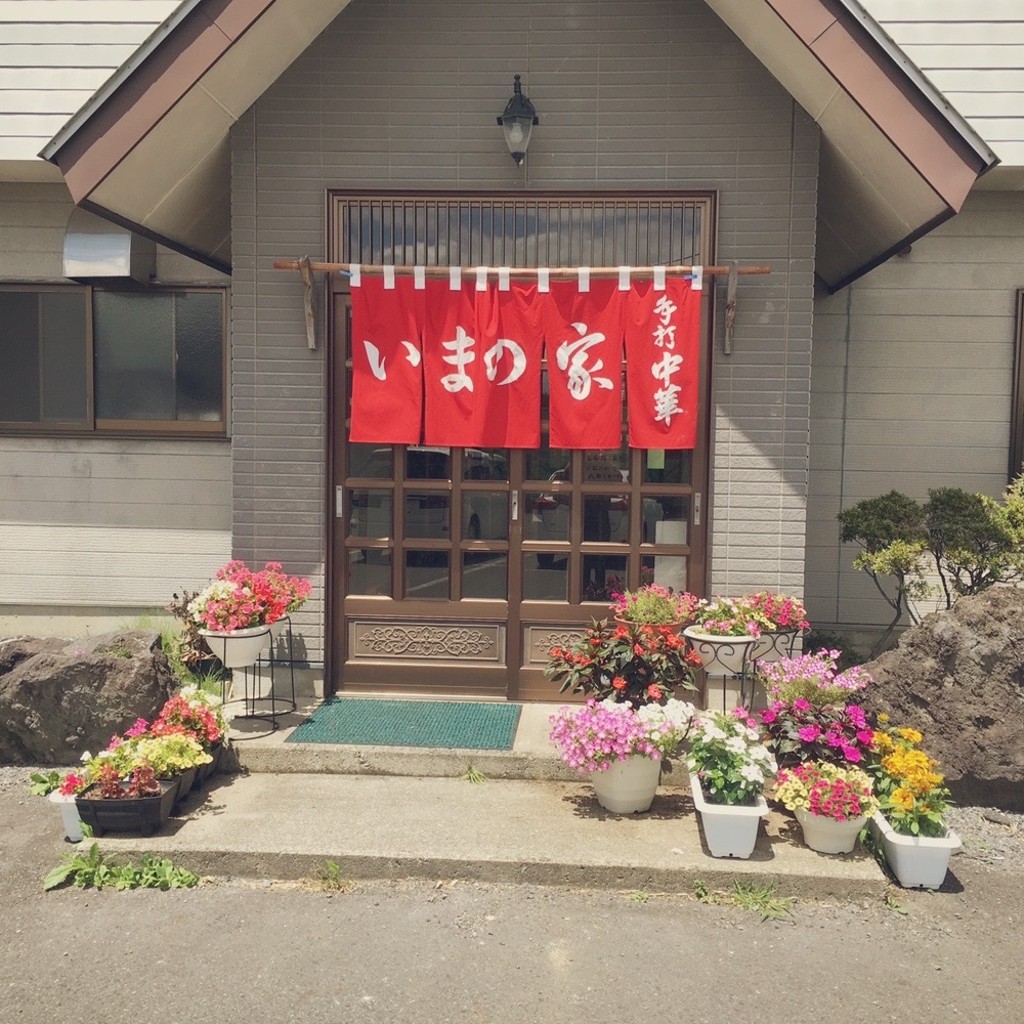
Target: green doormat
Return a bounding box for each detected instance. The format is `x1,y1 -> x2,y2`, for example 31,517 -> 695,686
286,699 -> 523,750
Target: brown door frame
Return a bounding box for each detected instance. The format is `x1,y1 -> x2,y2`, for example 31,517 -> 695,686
324,191 -> 716,701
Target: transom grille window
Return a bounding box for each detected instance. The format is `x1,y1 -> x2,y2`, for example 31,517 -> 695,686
0,286 -> 226,434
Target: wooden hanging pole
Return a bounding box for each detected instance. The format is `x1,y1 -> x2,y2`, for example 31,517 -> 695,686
272,259 -> 771,278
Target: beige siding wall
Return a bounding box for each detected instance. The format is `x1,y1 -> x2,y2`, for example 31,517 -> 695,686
232,0 -> 820,661
0,181 -> 232,626
806,190 -> 1018,628
862,0 -> 1024,166
0,0 -> 179,164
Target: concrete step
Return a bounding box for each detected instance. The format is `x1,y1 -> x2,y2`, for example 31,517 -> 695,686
94,772 -> 888,898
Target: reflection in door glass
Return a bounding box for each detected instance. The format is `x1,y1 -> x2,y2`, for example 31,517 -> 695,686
348,490 -> 391,538
641,554 -> 688,594
583,494 -> 629,543
462,449 -> 509,481
462,493 -> 509,540
524,490 -> 571,543
403,492 -> 451,540
348,549 -> 392,596
462,553 -> 507,599
642,449 -> 692,484
349,444 -> 392,478
640,495 -> 689,546
405,551 -> 449,598
581,555 -> 627,603
523,554 -> 568,601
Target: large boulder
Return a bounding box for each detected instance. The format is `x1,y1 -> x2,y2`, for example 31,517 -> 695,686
0,631 -> 177,765
863,587 -> 1024,811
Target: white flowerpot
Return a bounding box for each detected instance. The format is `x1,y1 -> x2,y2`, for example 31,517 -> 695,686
590,755 -> 661,814
869,813 -> 961,889
48,790 -> 83,843
683,627 -> 757,675
690,774 -> 767,859
794,806 -> 867,854
199,625 -> 271,669
268,617 -> 290,640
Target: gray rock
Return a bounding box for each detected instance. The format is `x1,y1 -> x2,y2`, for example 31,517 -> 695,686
863,587 -> 1024,811
0,631 -> 176,764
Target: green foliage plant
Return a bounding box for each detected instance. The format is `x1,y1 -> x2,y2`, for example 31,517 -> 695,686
838,491 -> 929,656
924,483 -> 1024,607
44,844 -> 200,892
28,771 -> 62,796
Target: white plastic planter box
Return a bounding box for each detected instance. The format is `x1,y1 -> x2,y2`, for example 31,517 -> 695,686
690,773 -> 767,858
869,813 -> 961,889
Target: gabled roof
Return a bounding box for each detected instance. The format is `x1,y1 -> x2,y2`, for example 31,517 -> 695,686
40,0 -> 997,288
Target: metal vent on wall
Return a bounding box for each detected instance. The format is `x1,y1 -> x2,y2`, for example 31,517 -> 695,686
63,207 -> 155,283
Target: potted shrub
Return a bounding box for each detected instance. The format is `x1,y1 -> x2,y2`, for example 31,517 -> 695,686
153,688 -> 228,783
545,618 -> 701,707
744,591 -> 811,663
682,596 -> 774,675
866,723 -> 961,888
757,652 -> 875,769
30,770 -> 87,843
75,762 -> 180,837
609,584 -> 699,628
773,761 -> 879,854
188,560 -> 311,668
686,710 -> 777,858
548,699 -> 695,813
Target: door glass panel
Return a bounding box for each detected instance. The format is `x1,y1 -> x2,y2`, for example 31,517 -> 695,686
641,554 -> 688,593
582,449 -> 629,483
348,490 -> 392,538
525,490 -> 571,542
642,449 -> 692,484
525,440 -> 571,482
463,553 -> 507,599
404,492 -> 450,539
641,495 -> 690,546
462,448 -> 508,481
523,555 -> 568,601
350,444 -> 392,478
581,555 -> 627,603
462,493 -> 509,540
349,550 -> 392,596
406,446 -> 451,479
405,551 -> 449,598
583,494 -> 629,542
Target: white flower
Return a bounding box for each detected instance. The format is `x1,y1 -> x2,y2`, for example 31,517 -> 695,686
79,750 -> 92,763
724,736 -> 747,755
739,764 -> 764,783
702,723 -> 727,742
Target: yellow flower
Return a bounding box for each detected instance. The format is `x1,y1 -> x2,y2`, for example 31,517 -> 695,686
896,727 -> 923,745
877,712 -> 890,724
889,787 -> 915,811
872,731 -> 894,753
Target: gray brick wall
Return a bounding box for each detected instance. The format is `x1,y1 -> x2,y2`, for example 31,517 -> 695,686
231,0 -> 820,660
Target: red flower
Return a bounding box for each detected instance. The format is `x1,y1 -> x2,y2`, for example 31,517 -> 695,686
612,676 -> 627,691
646,684 -> 663,701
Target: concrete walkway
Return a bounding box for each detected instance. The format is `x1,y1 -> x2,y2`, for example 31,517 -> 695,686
88,699 -> 887,898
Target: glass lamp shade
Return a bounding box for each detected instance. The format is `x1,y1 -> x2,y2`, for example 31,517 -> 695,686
497,74 -> 538,166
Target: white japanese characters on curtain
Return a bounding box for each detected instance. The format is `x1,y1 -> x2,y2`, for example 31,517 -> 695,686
349,272 -> 700,450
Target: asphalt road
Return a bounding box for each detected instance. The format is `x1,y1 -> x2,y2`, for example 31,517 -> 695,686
2,789 -> 1021,1024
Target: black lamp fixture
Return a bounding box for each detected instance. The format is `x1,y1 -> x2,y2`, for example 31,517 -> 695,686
497,74 -> 539,166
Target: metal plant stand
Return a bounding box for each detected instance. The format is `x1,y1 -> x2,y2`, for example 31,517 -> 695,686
222,617 -> 297,736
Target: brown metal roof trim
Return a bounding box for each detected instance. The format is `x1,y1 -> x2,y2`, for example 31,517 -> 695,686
766,0 -> 992,206
48,0 -> 273,204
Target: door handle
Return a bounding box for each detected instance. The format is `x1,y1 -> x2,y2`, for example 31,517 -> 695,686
511,490 -> 519,522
